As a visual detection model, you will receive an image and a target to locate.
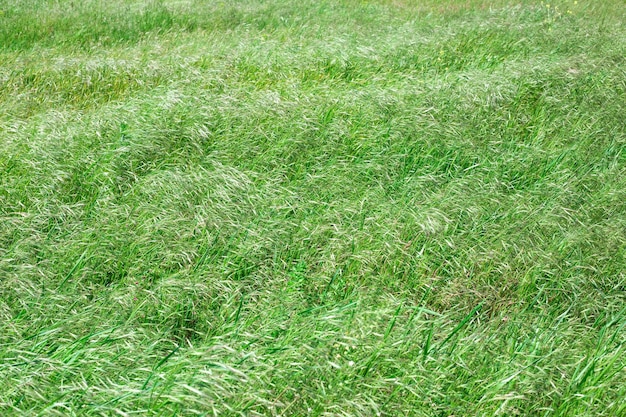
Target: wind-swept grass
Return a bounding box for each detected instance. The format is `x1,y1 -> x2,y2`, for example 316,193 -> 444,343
1,0 -> 625,415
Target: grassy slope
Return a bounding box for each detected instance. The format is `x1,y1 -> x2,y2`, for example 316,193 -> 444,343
1,0 -> 625,415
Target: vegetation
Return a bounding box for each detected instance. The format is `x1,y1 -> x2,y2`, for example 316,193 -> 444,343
1,0 -> 625,415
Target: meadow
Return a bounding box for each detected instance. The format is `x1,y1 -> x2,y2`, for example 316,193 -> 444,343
1,0 -> 625,415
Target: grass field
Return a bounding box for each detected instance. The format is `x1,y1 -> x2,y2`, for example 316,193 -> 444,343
1,0 -> 625,415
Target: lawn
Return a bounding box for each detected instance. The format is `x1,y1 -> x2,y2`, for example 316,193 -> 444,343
1,0 -> 625,415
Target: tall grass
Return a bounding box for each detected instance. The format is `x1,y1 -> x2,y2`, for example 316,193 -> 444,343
1,0 -> 625,415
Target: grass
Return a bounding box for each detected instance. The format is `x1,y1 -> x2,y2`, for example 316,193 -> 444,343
1,0 -> 625,415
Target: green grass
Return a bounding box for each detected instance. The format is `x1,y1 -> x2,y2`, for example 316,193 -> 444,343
1,0 -> 625,415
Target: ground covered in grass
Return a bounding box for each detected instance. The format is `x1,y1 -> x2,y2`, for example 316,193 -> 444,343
1,0 -> 625,415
